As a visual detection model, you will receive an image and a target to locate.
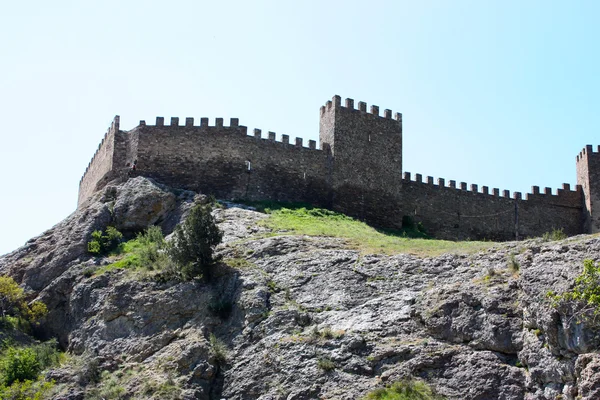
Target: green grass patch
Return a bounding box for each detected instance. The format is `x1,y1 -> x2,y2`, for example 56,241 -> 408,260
259,206 -> 495,257
363,379 -> 444,399
93,226 -> 171,277
223,257 -> 255,269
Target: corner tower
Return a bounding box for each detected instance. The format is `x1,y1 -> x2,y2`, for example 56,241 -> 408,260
576,145 -> 600,233
319,95 -> 403,225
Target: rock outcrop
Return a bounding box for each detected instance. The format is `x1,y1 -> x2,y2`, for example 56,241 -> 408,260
1,176 -> 600,399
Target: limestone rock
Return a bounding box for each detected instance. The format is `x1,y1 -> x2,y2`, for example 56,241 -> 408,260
109,176 -> 177,232
2,177 -> 600,399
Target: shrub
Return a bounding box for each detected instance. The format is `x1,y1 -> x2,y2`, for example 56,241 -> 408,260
508,253 -> 520,273
31,340 -> 61,369
0,341 -> 61,386
0,276 -> 26,318
542,228 -> 567,242
402,215 -> 415,229
317,357 -> 335,371
97,372 -> 126,400
87,227 -> 123,255
0,347 -> 40,385
168,203 -> 222,280
548,259 -> 600,323
320,326 -> 333,339
0,378 -> 55,400
0,276 -> 48,325
363,379 -> 444,400
70,351 -> 100,385
208,298 -> 233,319
209,333 -> 228,365
136,226 -> 167,268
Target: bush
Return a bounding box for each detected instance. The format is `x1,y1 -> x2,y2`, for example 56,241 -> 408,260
209,333 -> 228,365
317,357 -> 335,371
548,259 -> 600,323
208,298 -> 233,319
87,227 -> 123,255
168,203 -> 222,280
0,341 -> 61,386
0,276 -> 26,318
135,226 -> 167,268
70,351 -> 100,385
507,253 -> 520,273
0,276 -> 48,325
0,347 -> 40,385
0,378 -> 55,400
363,379 -> 444,399
542,228 -> 567,242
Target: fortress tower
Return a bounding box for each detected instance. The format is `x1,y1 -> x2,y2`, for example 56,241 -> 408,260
319,95 -> 403,226
576,145 -> 600,233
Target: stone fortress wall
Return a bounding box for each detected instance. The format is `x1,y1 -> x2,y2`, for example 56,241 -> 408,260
78,117 -> 120,206
78,95 -> 598,241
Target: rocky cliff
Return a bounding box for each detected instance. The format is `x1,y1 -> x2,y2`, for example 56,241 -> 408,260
1,177 -> 600,400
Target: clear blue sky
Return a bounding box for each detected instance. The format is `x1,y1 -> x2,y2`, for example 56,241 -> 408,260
1,1 -> 599,255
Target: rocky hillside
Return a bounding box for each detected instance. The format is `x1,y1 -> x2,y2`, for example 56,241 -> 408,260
1,177 -> 600,399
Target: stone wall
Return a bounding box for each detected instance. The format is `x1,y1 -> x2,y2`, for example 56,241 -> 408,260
131,117 -> 332,206
78,116 -> 121,206
400,174 -> 583,240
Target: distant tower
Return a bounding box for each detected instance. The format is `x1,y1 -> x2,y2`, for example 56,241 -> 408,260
576,145 -> 600,233
319,95 -> 403,224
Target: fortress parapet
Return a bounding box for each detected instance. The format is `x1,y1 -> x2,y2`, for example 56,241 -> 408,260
77,94 -> 595,241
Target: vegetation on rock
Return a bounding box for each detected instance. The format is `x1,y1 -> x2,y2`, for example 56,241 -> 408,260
168,203 -> 223,280
0,276 -> 60,399
91,203 -> 223,282
548,258 -> 600,323
363,379 -> 444,400
256,204 -> 494,257
542,227 -> 567,242
87,226 -> 123,255
91,225 -> 173,277
0,276 -> 47,325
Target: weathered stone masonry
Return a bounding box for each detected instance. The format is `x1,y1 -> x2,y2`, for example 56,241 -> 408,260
78,95 -> 598,241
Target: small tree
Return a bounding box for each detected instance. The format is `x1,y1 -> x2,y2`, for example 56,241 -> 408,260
168,203 -> 222,280
0,276 -> 25,318
0,276 -> 47,323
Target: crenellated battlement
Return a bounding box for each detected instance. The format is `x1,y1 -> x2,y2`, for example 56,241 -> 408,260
80,116 -> 120,182
576,144 -> 600,162
77,94 -> 596,241
77,116 -> 121,205
402,171 -> 582,201
80,115 -> 120,183
320,95 -> 402,124
129,116 -> 324,152
147,116 -> 243,128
